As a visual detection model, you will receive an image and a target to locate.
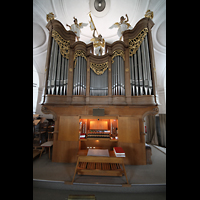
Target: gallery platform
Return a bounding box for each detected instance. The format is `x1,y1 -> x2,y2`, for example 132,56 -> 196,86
33,145 -> 166,193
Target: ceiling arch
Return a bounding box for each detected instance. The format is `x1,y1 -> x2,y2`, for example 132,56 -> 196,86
33,22 -> 46,49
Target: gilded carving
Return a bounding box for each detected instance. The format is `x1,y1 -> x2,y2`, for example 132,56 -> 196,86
90,62 -> 108,75
111,50 -> 125,63
129,28 -> 148,56
74,50 -> 87,67
52,30 -> 70,59
145,10 -> 154,19
46,12 -> 55,22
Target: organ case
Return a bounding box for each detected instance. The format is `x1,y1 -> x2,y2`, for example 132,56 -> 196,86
41,16 -> 159,165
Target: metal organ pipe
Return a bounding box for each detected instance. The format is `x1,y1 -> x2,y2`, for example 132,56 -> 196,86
51,40 -> 58,95
134,53 -> 139,96
56,48 -> 61,95
46,38 -> 69,95
129,34 -> 153,96
63,58 -> 68,95
47,38 -> 55,95
90,69 -> 108,96
141,38 -> 148,95
129,56 -> 135,96
73,56 -> 87,95
137,46 -> 144,95
111,56 -> 125,95
144,35 -> 152,95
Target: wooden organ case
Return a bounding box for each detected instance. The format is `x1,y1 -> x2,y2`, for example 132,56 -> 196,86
41,17 -> 159,165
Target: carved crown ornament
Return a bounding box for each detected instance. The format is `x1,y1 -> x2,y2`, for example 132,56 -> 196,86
144,10 -> 154,19
111,50 -> 125,63
74,50 -> 87,67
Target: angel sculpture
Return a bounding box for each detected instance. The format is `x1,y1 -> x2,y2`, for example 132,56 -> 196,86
90,28 -> 105,56
109,14 -> 132,40
66,17 -> 88,41
88,12 -> 105,56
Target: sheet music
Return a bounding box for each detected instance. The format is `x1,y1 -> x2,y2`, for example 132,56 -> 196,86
87,149 -> 109,157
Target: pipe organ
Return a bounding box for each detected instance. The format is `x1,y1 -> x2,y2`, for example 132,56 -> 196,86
46,31 -> 70,96
73,54 -> 87,95
42,16 -> 159,165
112,52 -> 125,95
90,62 -> 108,96
129,29 -> 152,96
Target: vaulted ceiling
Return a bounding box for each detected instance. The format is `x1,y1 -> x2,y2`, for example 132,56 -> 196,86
33,0 -> 166,114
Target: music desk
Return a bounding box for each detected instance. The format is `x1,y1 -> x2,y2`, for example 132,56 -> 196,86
72,149 -> 129,184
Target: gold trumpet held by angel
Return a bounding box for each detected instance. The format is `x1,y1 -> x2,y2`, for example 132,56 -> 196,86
88,12 -> 105,56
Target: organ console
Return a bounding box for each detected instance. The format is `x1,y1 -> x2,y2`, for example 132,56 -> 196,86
41,13 -> 159,165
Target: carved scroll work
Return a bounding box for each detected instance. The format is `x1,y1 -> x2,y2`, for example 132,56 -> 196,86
74,50 -> 87,67
52,30 -> 70,59
90,62 -> 108,75
111,50 -> 125,63
129,28 -> 148,56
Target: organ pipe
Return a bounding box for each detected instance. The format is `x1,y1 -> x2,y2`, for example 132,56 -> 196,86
45,18 -> 155,100
129,34 -> 153,96
46,38 -> 69,95
112,56 -> 125,95
73,56 -> 87,95
90,69 -> 108,96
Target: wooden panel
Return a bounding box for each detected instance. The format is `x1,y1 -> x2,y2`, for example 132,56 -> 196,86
80,140 -> 117,150
52,140 -> 79,163
118,117 -> 140,143
118,142 -> 146,165
58,116 -> 79,141
90,120 -> 108,129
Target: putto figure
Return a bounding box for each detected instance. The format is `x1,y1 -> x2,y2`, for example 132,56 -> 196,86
66,17 -> 88,41
109,14 -> 132,40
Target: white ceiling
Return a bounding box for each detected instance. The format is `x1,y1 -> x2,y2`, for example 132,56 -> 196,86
33,0 -> 166,111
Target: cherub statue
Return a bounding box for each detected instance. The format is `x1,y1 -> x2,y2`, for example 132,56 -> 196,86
90,28 -> 105,56
66,17 -> 88,41
109,14 -> 132,40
